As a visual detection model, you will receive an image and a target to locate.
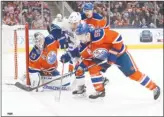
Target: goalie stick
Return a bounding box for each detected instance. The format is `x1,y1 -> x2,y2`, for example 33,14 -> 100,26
10,60 -> 108,91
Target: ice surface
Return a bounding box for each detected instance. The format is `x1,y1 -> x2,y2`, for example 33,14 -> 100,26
2,49 -> 163,116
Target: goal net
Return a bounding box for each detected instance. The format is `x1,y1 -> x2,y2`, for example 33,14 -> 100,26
2,24 -> 30,85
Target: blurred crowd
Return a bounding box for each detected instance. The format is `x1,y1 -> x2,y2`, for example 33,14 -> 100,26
2,1 -> 51,29
69,1 -> 163,28
2,1 -> 163,29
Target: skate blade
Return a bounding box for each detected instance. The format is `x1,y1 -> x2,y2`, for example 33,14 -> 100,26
154,92 -> 162,102
73,92 -> 87,99
88,97 -> 104,103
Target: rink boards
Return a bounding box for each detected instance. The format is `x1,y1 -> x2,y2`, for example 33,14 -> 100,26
2,27 -> 163,53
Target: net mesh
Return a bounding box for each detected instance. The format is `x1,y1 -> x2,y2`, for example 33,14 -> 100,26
2,25 -> 27,84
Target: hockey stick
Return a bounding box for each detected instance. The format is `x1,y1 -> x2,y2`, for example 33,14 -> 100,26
56,62 -> 65,101
13,60 -> 108,92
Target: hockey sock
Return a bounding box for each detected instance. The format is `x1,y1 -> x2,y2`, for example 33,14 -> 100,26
129,71 -> 157,90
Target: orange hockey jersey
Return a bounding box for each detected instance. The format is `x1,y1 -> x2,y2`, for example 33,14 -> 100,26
81,12 -> 109,29
29,35 -> 59,73
79,28 -> 126,60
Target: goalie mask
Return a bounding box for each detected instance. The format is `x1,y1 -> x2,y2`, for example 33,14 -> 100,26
33,32 -> 45,50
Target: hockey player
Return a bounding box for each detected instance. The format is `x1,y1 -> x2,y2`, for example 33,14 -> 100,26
67,11 -> 109,85
28,23 -> 70,90
81,2 -> 109,29
52,14 -> 63,23
66,12 -> 82,73
60,22 -> 160,100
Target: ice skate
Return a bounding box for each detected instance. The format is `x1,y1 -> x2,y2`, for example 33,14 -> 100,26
89,89 -> 105,99
153,86 -> 160,100
72,85 -> 86,97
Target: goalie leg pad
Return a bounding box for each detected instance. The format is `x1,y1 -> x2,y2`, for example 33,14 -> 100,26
29,72 -> 41,88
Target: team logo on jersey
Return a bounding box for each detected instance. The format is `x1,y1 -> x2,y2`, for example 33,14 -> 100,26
31,52 -> 37,59
46,51 -> 57,64
93,48 -> 108,60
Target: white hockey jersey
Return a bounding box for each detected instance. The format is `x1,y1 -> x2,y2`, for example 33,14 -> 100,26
52,17 -> 81,63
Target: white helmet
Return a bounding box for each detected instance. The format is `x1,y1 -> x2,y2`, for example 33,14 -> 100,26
68,12 -> 82,30
68,12 -> 81,24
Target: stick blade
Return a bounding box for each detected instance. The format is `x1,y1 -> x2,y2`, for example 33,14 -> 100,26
15,82 -> 33,91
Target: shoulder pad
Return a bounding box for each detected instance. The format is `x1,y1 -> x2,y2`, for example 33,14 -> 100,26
29,47 -> 41,61
90,29 -> 105,42
92,13 -> 103,20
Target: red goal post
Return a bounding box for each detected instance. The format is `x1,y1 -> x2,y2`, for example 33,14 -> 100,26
2,23 -> 30,85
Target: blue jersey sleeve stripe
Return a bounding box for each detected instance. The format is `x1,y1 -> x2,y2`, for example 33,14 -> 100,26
116,35 -> 122,42
119,45 -> 126,54
29,48 -> 41,61
111,44 -> 125,53
80,43 -> 88,53
28,67 -> 40,73
112,34 -> 123,44
118,44 -> 125,53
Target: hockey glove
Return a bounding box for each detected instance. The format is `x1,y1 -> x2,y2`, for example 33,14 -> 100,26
58,34 -> 69,49
75,66 -> 85,77
68,63 -> 74,72
75,62 -> 86,77
60,52 -> 71,63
